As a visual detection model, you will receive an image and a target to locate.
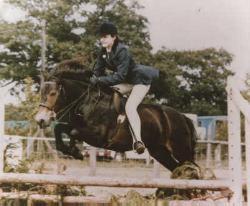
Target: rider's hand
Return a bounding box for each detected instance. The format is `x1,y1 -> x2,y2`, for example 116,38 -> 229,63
117,114 -> 126,124
90,75 -> 99,85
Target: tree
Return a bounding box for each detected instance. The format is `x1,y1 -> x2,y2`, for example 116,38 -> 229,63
5,77 -> 39,120
0,0 -> 85,89
5,77 -> 40,135
151,48 -> 233,115
0,20 -> 41,87
242,73 -> 250,102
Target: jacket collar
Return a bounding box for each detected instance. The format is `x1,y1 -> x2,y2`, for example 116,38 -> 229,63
111,37 -> 119,53
101,38 -> 127,59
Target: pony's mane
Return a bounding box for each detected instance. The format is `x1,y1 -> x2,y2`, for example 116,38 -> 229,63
49,57 -> 113,95
51,57 -> 92,81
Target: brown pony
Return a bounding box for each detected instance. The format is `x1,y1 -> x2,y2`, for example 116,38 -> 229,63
35,59 -> 197,172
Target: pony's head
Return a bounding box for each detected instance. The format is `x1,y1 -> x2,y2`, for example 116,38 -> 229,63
35,58 -> 92,128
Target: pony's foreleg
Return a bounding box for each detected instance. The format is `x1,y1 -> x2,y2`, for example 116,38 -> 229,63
68,129 -> 84,160
54,123 -> 72,153
54,124 -> 84,160
148,145 -> 180,172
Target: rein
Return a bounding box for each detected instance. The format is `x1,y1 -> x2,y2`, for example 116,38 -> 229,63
51,80 -> 102,122
56,85 -> 91,121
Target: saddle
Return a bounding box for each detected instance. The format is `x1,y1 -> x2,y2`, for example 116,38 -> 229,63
69,89 -> 127,139
112,89 -> 127,115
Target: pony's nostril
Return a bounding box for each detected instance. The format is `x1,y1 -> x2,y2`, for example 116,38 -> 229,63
38,119 -> 45,129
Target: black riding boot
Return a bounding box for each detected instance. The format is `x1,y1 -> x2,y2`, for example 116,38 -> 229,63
133,141 -> 145,154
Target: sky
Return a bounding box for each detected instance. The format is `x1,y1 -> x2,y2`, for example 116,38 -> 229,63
139,0 -> 250,81
0,0 -> 250,102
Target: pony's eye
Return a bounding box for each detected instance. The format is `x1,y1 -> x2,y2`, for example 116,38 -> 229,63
50,92 -> 57,96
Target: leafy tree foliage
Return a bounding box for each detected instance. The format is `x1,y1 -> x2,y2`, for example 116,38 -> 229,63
5,77 -> 39,121
152,48 -> 233,115
242,73 -> 250,102
5,77 -> 40,135
0,20 -> 41,85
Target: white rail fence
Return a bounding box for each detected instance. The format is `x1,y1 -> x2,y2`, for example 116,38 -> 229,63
2,134 -> 244,175
227,76 -> 250,206
2,134 -> 167,179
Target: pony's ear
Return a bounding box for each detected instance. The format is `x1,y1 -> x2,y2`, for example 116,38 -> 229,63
38,71 -> 49,86
44,71 -> 51,80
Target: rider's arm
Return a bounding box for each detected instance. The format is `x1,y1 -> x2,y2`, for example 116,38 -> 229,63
98,48 -> 130,86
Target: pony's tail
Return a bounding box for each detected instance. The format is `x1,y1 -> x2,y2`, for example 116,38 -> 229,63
184,115 -> 198,161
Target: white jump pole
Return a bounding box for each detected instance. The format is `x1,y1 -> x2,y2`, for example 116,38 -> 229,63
245,118 -> 250,206
0,173 -> 231,190
227,77 -> 243,206
0,88 -> 5,173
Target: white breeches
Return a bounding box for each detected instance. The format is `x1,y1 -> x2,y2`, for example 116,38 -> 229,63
112,83 -> 151,141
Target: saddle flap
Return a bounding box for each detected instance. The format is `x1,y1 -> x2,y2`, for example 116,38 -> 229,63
113,92 -> 127,114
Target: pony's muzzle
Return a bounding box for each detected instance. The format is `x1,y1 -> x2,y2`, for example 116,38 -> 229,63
50,116 -> 56,121
38,119 -> 45,129
35,110 -> 55,128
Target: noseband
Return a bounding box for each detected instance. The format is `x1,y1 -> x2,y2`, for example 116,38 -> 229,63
39,103 -> 54,111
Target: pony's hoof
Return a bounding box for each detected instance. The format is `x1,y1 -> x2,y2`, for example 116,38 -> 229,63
70,128 -> 80,136
70,146 -> 84,160
72,152 -> 84,160
133,141 -> 145,154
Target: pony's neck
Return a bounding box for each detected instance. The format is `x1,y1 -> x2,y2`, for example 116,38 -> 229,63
62,79 -> 89,101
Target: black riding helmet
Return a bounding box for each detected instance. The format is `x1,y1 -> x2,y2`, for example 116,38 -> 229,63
96,22 -> 118,36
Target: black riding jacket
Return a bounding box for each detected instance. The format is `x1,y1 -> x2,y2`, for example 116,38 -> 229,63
93,40 -> 159,86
